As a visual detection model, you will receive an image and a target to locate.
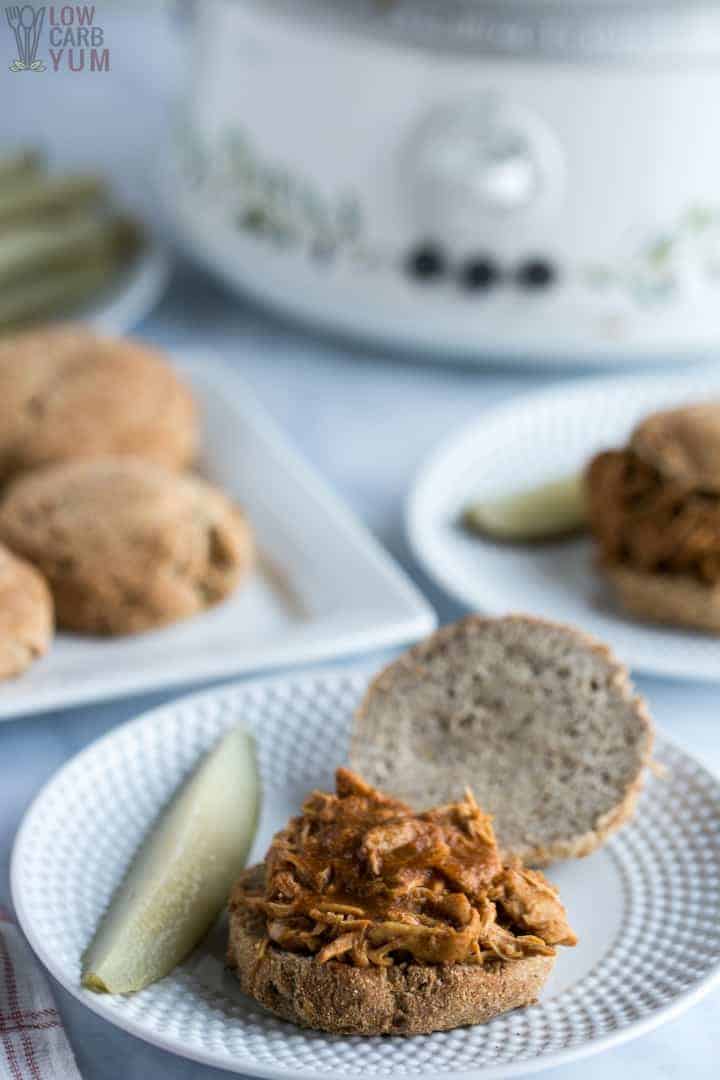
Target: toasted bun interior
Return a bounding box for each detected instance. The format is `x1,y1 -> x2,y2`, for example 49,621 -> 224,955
351,615 -> 653,865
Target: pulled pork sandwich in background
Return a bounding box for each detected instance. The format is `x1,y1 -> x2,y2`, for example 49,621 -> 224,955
587,401 -> 720,633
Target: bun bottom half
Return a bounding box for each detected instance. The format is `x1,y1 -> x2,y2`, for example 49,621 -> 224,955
607,565 -> 720,634
228,875 -> 555,1036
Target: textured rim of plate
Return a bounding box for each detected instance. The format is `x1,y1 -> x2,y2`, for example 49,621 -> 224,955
11,666 -> 720,1080
406,371 -> 720,682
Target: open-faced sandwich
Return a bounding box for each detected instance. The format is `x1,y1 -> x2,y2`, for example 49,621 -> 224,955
228,767 -> 576,1036
83,615 -> 653,1042
587,401 -> 720,633
229,615 -> 653,1035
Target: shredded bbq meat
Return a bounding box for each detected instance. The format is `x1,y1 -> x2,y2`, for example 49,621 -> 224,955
233,768 -> 576,968
587,449 -> 720,585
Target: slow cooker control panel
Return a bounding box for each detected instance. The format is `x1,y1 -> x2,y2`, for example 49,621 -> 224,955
404,246 -> 558,293
401,98 -> 565,291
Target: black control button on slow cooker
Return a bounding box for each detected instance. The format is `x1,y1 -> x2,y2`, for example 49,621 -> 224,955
516,258 -> 557,290
406,244 -> 447,281
459,256 -> 501,291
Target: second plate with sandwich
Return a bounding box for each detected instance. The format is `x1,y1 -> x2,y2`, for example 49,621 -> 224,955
408,373 -> 720,682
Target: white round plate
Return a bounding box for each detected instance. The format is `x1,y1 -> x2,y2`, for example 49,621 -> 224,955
408,373 -> 720,682
78,237 -> 170,335
11,669 -> 720,1079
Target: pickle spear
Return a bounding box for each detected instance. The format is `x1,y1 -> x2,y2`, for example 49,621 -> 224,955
81,725 -> 260,995
0,149 -> 44,190
463,473 -> 587,543
0,175 -> 106,228
0,216 -> 140,287
0,259 -> 118,330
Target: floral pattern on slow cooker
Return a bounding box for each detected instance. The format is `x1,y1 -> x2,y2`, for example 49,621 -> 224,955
178,126 -> 720,306
585,206 -> 720,305
178,126 -> 384,268
177,127 -> 559,292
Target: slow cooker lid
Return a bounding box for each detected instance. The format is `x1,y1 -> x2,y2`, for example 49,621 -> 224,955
259,0 -> 720,62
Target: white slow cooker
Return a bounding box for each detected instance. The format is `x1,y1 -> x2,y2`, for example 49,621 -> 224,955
168,0 -> 720,365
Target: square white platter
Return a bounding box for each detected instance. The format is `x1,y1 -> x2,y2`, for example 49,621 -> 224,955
0,351 -> 435,721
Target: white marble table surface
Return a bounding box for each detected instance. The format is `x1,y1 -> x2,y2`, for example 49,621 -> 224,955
2,9 -> 719,1078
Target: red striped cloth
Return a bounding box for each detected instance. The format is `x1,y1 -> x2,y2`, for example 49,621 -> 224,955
0,907 -> 81,1079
